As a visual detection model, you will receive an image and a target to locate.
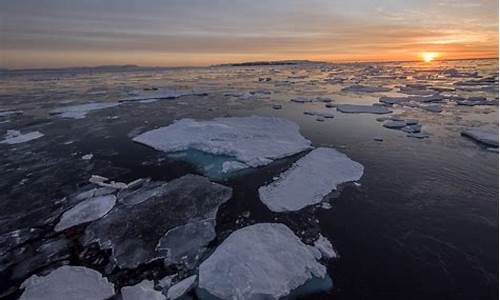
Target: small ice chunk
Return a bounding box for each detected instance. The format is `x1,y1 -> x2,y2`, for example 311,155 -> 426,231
291,97 -> 314,103
198,223 -> 327,300
20,266 -> 114,300
314,234 -> 337,259
342,84 -> 391,93
461,128 -> 499,147
1,130 -> 44,144
259,148 -> 364,212
132,116 -> 312,168
336,104 -> 392,114
54,195 -> 116,232
167,275 -> 197,300
89,175 -> 108,183
401,124 -> 422,133
221,161 -> 249,174
272,104 -> 282,109
121,280 -> 166,300
420,104 -> 443,113
81,153 -> 93,160
383,120 -> 407,129
51,102 -> 119,119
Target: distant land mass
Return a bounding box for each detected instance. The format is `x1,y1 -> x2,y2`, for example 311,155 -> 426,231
214,60 -> 325,67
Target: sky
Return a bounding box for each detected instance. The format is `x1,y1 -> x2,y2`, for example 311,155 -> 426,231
0,0 -> 498,69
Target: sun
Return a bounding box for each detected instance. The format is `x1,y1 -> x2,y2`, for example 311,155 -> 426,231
420,52 -> 439,63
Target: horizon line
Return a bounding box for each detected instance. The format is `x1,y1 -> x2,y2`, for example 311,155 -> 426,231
2,56 -> 498,72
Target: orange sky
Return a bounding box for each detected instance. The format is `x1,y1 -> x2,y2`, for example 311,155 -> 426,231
1,0 -> 498,68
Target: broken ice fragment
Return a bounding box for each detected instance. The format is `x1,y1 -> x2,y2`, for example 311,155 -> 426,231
336,104 -> 392,114
82,174 -> 232,269
54,195 -> 116,232
197,223 -> 328,300
167,275 -> 197,300
259,148 -> 364,212
156,219 -> 216,267
382,120 -> 407,129
314,234 -> 337,259
1,130 -> 44,144
50,102 -> 119,119
81,153 -> 93,160
19,265 -> 114,300
461,128 -> 499,147
121,280 -> 166,300
342,84 -> 391,93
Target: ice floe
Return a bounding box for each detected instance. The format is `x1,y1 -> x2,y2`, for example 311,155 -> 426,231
461,127 -> 499,147
50,102 -> 120,119
342,84 -> 391,93
54,194 -> 116,232
133,116 -> 312,170
0,130 -> 44,144
19,266 -> 114,300
167,275 -> 197,300
336,104 -> 392,114
121,280 -> 166,300
197,223 -> 328,300
82,174 -> 232,268
259,148 -> 364,212
314,234 -> 337,259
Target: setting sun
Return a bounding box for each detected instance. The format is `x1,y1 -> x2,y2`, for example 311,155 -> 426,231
420,52 -> 439,63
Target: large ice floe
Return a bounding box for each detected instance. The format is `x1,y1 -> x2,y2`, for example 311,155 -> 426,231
133,116 -> 312,177
259,148 -> 364,212
336,104 -> 392,114
19,265 -> 114,300
82,174 -> 232,269
461,127 -> 499,147
50,102 -> 120,119
197,223 -> 330,300
0,130 -> 44,144
121,280 -> 166,300
54,194 -> 116,232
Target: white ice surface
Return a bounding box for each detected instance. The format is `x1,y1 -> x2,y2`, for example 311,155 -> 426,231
197,223 -> 326,300
121,280 -> 166,300
314,234 -> 337,259
51,102 -> 120,119
133,116 -> 312,168
167,275 -> 197,300
462,127 -> 499,147
259,148 -> 364,212
1,130 -> 44,144
20,265 -> 114,300
55,195 -> 116,232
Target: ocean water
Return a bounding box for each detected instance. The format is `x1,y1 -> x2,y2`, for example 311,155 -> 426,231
0,59 -> 498,299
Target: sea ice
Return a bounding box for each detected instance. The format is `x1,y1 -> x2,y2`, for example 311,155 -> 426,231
197,223 -> 327,300
314,234 -> 337,259
167,275 -> 197,300
336,104 -> 392,114
259,148 -> 364,212
1,130 -> 44,144
341,84 -> 391,93
121,280 -> 166,300
120,88 -> 206,102
156,219 -> 216,267
82,174 -> 232,268
50,102 -> 120,119
461,127 -> 499,147
19,266 -> 114,300
54,194 -> 116,232
133,116 -> 312,169
382,120 -> 407,129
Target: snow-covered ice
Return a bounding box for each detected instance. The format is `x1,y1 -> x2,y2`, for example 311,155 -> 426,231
50,102 -> 120,119
82,174 -> 232,268
133,116 -> 312,169
121,280 -> 166,300
336,104 -> 392,114
54,194 -> 116,232
197,223 -> 328,300
19,266 -> 114,300
259,148 -> 364,212
167,275 -> 197,300
461,127 -> 499,147
314,234 -> 337,259
1,130 -> 44,144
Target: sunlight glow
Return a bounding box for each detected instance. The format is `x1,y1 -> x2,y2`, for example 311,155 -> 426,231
420,52 -> 439,63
